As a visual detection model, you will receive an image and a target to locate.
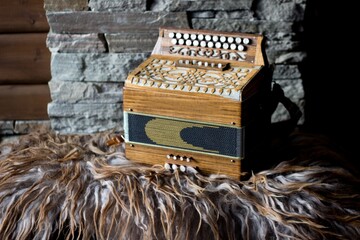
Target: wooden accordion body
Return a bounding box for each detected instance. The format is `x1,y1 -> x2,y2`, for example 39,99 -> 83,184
123,27 -> 271,179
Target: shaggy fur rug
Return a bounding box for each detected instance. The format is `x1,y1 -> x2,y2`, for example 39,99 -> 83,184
0,129 -> 359,240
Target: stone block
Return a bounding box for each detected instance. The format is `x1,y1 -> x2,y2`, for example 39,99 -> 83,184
88,0 -> 146,12
48,103 -> 123,133
46,33 -> 107,53
44,0 -> 88,11
149,0 -> 253,11
105,33 -> 158,53
0,121 -> 14,135
49,80 -> 123,103
192,19 -> 296,35
273,65 -> 301,80
50,53 -> 150,82
14,121 -> 51,134
254,0 -> 306,21
271,79 -> 304,124
46,11 -> 189,34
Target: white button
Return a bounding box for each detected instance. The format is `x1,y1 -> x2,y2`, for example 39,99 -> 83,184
183,33 -> 189,39
193,40 -> 199,46
167,154 -> 173,159
215,42 -> 222,48
186,40 -> 192,46
235,37 -> 242,44
186,157 -> 192,162
207,42 -> 214,48
178,39 -> 185,45
173,155 -> 178,160
180,165 -> 186,172
171,39 -> 177,45
222,43 -> 229,49
185,60 -> 190,64
198,61 -> 202,66
230,43 -> 237,50
243,38 -> 250,44
205,35 -> 212,41
176,33 -> 182,39
164,163 -> 171,170
204,62 -> 209,67
172,164 -> 178,170
213,36 -> 219,42
169,32 -> 175,38
228,37 -> 234,43
220,36 -> 226,42
198,34 -> 204,40
191,34 -> 197,40
218,63 -> 223,69
237,44 -> 245,51
200,41 -> 207,47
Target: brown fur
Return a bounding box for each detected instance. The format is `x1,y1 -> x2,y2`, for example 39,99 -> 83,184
0,130 -> 359,240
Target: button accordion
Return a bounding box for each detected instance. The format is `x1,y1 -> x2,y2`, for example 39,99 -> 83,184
123,27 -> 271,180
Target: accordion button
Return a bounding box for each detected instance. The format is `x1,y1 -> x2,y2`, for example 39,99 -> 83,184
171,39 -> 177,45
223,43 -> 229,49
169,32 -> 175,38
180,165 -> 186,172
243,38 -> 250,44
186,40 -> 192,46
204,62 -> 209,67
220,36 -> 226,43
167,154 -> 173,159
235,37 -> 242,44
176,33 -> 182,39
215,42 -> 222,48
230,43 -> 237,50
172,164 -> 178,170
205,35 -> 212,41
164,163 -> 171,170
200,41 -> 207,47
213,35 -> 219,42
193,40 -> 199,47
186,157 -> 192,162
178,39 -> 185,45
228,37 -> 234,43
173,155 -> 178,160
207,41 -> 214,48
198,34 -> 204,40
238,44 -> 245,51
183,33 -> 190,39
190,34 -> 197,40
218,63 -> 223,69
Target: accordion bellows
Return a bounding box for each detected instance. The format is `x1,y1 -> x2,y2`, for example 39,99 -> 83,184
123,27 -> 271,179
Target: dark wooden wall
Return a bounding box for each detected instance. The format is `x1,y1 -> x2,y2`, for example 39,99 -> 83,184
0,0 -> 51,120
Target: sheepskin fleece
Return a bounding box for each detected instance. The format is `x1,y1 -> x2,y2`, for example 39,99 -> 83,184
0,130 -> 359,240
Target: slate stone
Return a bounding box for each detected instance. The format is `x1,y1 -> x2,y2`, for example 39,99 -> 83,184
47,33 -> 107,53
149,0 -> 253,12
254,0 -> 306,21
48,103 -> 123,133
88,0 -> 146,12
46,11 -> 189,34
105,33 -> 158,53
50,53 -> 150,82
49,80 -> 123,103
44,0 -> 89,11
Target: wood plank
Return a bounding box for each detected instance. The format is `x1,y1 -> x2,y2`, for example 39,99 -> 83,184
0,33 -> 51,84
0,85 -> 51,120
0,0 -> 49,33
125,143 -> 242,180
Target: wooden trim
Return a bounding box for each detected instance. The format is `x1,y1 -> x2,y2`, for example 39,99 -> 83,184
124,86 -> 243,127
0,33 -> 51,84
125,143 -> 242,180
0,85 -> 51,120
0,0 -> 49,33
